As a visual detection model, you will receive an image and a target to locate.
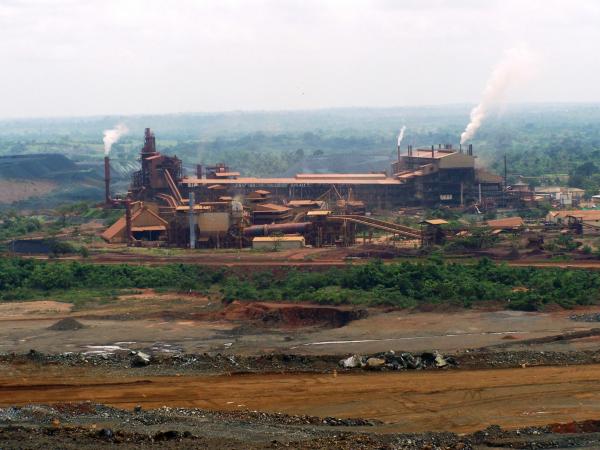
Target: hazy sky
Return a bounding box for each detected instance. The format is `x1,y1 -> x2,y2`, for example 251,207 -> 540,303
1,0 -> 599,118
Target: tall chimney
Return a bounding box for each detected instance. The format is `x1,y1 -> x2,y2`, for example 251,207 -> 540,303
104,156 -> 111,204
468,144 -> 473,156
431,145 -> 435,158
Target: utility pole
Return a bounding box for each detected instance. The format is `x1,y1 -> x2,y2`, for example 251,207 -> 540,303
189,191 -> 196,249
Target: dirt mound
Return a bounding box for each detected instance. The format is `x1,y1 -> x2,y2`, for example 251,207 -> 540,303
0,154 -> 77,179
48,317 -> 85,331
219,301 -> 367,328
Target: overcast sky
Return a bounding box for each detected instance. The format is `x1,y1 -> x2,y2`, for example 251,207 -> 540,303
0,0 -> 599,118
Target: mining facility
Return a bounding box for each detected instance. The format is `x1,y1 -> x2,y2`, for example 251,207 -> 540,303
101,128 -> 505,249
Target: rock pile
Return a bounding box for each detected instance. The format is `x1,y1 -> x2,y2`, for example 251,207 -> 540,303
569,313 -> 600,322
339,350 -> 457,371
47,318 -> 85,331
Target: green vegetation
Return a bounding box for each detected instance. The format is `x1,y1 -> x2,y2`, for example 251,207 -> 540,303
3,104 -> 600,198
1,257 -> 599,312
443,228 -> 499,252
0,213 -> 42,240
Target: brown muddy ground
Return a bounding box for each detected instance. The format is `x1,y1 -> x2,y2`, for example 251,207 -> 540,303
2,291 -> 600,356
2,363 -> 600,434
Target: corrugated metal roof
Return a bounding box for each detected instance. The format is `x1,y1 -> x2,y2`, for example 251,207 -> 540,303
288,200 -> 323,207
420,219 -> 448,225
214,172 -> 240,177
252,236 -> 305,242
183,176 -> 402,186
307,210 -> 332,216
567,211 -> 600,221
485,217 -> 524,228
295,173 -> 386,179
550,209 -> 600,219
408,150 -> 455,159
253,203 -> 290,212
131,225 -> 166,232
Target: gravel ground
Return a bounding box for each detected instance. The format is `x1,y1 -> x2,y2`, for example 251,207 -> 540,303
2,403 -> 600,449
3,348 -> 600,375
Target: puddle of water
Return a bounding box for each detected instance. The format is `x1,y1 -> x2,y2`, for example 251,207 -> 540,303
83,345 -> 130,355
293,330 -> 532,348
150,342 -> 184,354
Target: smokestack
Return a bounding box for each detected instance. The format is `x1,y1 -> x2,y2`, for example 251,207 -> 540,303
104,156 -> 111,204
431,145 -> 435,159
396,126 -> 406,161
196,164 -> 203,179
468,144 -> 473,156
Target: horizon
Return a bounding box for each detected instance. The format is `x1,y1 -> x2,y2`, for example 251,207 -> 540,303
1,1 -> 599,119
2,101 -> 600,123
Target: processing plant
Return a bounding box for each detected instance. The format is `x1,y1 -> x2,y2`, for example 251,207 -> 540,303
101,128 -> 504,249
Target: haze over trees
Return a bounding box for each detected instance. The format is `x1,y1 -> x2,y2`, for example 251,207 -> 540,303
1,103 -> 600,206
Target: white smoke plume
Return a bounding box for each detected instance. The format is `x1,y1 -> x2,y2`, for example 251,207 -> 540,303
103,124 -> 129,156
397,125 -> 406,147
460,47 -> 537,144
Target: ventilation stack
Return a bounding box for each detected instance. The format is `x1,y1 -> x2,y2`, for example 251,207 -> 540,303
104,156 -> 111,204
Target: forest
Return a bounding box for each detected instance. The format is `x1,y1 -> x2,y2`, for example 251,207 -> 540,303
1,104 -> 600,196
1,257 -> 599,312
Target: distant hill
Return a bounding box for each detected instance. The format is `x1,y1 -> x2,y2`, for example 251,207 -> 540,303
0,154 -> 106,208
0,154 -> 77,179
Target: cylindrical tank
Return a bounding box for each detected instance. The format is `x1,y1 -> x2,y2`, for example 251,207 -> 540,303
243,222 -> 312,237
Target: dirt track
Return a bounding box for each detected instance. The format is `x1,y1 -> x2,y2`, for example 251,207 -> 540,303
22,250 -> 600,270
3,364 -> 600,434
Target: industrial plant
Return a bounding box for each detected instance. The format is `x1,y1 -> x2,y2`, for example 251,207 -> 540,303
100,128 -> 516,249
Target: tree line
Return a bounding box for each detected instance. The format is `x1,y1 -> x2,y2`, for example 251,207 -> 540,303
1,257 -> 598,311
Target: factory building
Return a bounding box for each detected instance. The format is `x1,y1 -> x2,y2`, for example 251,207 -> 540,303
185,144 -> 502,208
101,128 -> 503,248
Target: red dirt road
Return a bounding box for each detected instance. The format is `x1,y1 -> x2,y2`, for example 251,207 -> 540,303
20,251 -> 600,270
2,364 -> 600,433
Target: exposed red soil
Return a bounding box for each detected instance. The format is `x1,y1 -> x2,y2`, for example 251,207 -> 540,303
4,364 -> 600,434
551,419 -> 600,434
217,301 -> 367,328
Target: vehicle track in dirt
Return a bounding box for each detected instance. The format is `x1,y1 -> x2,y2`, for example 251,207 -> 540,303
3,363 -> 600,434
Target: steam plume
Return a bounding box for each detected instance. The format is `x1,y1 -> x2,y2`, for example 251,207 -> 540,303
103,124 -> 129,156
397,125 -> 406,147
460,47 -> 536,144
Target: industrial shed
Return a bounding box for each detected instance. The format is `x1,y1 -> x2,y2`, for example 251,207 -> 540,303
252,236 -> 305,250
101,204 -> 168,243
